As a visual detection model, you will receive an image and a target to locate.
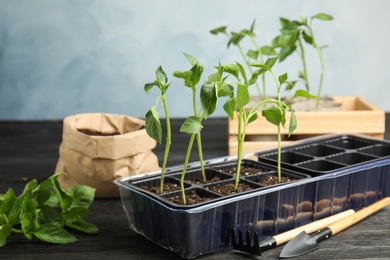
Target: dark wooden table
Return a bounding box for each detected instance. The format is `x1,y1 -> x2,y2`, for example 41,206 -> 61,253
1,117 -> 389,260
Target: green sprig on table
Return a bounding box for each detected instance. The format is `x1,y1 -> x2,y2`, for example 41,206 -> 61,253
0,172 -> 99,247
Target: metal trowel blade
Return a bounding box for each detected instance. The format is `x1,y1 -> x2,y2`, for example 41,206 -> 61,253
279,231 -> 319,258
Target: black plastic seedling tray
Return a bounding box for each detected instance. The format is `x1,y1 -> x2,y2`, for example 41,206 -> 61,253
115,134 -> 390,259
256,134 -> 390,177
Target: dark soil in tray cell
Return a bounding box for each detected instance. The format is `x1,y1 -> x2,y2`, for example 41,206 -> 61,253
215,165 -> 268,176
206,182 -> 253,196
140,181 -> 181,194
166,190 -> 215,205
186,175 -> 222,185
254,174 -> 298,186
183,169 -> 231,185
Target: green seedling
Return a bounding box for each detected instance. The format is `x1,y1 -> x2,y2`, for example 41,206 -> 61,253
144,66 -> 172,194
0,173 -> 98,247
210,20 -> 277,102
173,53 -> 229,204
222,57 -> 314,188
272,13 -> 333,109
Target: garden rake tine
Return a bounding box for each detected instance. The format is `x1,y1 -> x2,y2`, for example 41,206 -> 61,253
231,228 -> 261,255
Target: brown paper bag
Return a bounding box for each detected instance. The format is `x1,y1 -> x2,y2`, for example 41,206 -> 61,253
55,113 -> 159,198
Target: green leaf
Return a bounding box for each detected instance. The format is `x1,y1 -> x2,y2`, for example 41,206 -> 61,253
0,188 -> 16,214
250,19 -> 256,33
240,28 -> 254,37
39,205 -> 61,223
249,68 -> 265,85
21,212 -> 34,239
260,45 -> 278,56
264,56 -> 279,68
262,106 -> 282,126
145,107 -> 162,144
0,224 -> 13,247
280,19 -> 301,33
156,66 -> 168,86
21,196 -> 37,219
67,185 -> 95,209
63,207 -> 88,224
8,189 -> 32,225
66,220 -> 99,235
180,116 -> 203,135
228,31 -> 245,47
34,178 -> 54,207
218,84 -> 234,98
51,176 -> 73,212
210,26 -> 227,35
312,13 -> 334,21
174,54 -> 203,88
208,71 -> 220,82
284,81 -> 295,91
235,84 -> 250,110
223,99 -> 236,120
279,17 -> 291,28
250,56 -> 279,71
280,104 -> 287,128
279,44 -> 297,62
222,64 -> 240,79
236,62 -> 247,83
200,81 -> 218,117
289,111 -> 298,136
173,70 -> 194,88
189,63 -> 204,86
23,179 -> 38,194
247,112 -> 258,124
302,30 -> 313,44
292,89 -> 316,99
33,223 -> 77,244
44,192 -> 60,208
247,49 -> 258,60
279,73 -> 288,85
271,34 -> 292,48
183,52 -> 200,67
144,82 -> 156,94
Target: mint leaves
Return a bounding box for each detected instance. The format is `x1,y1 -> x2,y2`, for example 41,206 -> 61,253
0,172 -> 98,246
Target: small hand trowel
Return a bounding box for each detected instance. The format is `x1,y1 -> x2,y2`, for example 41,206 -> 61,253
279,197 -> 390,258
232,207 -> 356,255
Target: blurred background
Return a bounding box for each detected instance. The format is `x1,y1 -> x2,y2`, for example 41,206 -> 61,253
1,0 -> 389,120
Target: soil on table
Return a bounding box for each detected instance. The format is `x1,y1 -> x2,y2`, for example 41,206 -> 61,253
78,129 -> 121,136
216,166 -> 268,176
166,190 -> 214,205
141,182 -> 181,194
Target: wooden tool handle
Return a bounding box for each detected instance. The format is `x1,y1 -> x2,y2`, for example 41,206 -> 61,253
329,197 -> 390,236
274,208 -> 355,245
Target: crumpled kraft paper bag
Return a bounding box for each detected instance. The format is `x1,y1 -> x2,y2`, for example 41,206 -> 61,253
55,113 -> 159,198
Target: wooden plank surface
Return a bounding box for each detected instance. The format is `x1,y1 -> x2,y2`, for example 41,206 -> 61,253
0,117 -> 389,259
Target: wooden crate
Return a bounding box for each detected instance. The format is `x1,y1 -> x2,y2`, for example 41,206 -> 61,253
228,96 -> 385,155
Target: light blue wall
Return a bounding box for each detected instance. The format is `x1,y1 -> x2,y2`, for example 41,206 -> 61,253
1,0 -> 389,120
